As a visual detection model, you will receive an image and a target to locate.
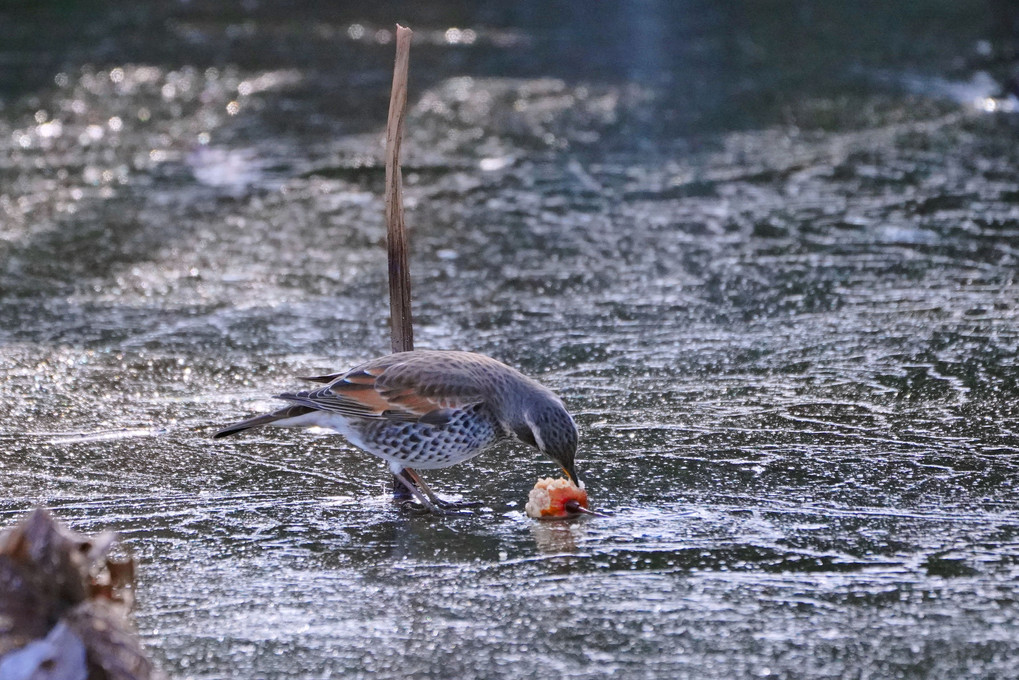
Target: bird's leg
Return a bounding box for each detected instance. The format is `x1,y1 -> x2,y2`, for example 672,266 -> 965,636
404,468 -> 482,510
391,469 -> 418,501
392,470 -> 442,514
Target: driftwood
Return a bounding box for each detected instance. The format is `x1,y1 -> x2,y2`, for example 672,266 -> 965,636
0,509 -> 161,680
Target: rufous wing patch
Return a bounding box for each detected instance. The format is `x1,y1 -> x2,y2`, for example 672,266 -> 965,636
326,382 -> 393,415
302,360 -> 484,422
383,388 -> 444,415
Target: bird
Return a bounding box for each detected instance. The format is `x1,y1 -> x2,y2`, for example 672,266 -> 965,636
213,350 -> 580,513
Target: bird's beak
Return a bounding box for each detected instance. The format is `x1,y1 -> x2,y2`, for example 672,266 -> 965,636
561,462 -> 581,487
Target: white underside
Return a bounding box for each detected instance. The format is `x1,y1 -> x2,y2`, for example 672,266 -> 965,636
270,411 -> 367,445
268,411 -> 452,474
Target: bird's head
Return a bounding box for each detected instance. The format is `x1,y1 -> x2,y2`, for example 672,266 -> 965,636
512,396 -> 580,486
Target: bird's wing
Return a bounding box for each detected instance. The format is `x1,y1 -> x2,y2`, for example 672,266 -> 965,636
280,355 -> 485,424
299,372 -> 344,384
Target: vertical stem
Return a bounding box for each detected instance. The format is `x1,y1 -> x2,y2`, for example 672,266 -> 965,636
384,25 -> 417,500
384,24 -> 414,354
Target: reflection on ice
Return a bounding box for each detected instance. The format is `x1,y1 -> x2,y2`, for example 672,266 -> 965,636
188,146 -> 264,191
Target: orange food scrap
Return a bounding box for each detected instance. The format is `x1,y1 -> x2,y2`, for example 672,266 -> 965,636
525,477 -> 589,519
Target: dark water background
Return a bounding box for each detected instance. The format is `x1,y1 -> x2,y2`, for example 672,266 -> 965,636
2,1 -> 1019,678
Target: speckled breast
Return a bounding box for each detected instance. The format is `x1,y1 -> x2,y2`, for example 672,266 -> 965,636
352,403 -> 505,469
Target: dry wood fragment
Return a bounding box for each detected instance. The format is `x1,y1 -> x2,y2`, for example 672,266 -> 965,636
0,509 -> 161,680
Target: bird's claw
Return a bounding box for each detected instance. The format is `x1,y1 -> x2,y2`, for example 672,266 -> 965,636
397,499 -> 433,515
396,499 -> 473,516
434,498 -> 482,510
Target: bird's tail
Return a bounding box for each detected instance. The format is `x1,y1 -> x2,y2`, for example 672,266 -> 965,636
213,405 -> 316,438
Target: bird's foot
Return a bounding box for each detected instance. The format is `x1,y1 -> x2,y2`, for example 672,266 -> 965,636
391,469 -> 479,514
396,499 -> 472,516
433,498 -> 482,510
396,499 -> 434,515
